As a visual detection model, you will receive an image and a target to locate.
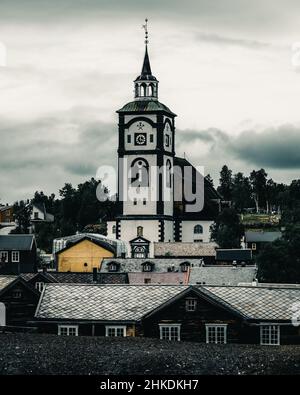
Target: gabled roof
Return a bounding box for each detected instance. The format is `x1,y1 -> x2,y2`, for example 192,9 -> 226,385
55,236 -> 115,255
35,284 -> 188,321
0,205 -> 13,212
216,249 -> 252,261
0,235 -> 35,251
200,285 -> 300,321
245,231 -> 282,243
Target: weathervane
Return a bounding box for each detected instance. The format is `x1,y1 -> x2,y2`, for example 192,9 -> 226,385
142,18 -> 149,45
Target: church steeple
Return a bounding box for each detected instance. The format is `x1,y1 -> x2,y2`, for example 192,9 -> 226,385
134,19 -> 159,101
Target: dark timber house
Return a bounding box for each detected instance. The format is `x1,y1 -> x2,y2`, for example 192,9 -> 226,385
33,284 -> 300,345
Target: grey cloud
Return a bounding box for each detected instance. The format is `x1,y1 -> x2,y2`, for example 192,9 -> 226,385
195,32 -> 272,50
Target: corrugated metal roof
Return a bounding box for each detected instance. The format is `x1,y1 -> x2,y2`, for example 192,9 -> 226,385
0,235 -> 35,251
35,284 -> 188,321
245,231 -> 282,243
216,249 -> 252,261
201,285 -> 300,320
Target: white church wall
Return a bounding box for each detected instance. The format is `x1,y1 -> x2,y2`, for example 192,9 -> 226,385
125,120 -> 156,151
164,220 -> 174,242
181,220 -> 213,243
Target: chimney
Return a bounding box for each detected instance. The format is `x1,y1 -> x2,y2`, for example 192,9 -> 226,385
93,267 -> 98,282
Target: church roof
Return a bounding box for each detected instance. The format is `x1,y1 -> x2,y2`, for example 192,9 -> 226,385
117,100 -> 176,115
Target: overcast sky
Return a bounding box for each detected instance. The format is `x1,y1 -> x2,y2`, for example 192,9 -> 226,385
1,0 -> 300,203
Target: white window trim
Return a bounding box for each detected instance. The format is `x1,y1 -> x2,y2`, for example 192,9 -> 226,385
35,282 -> 45,292
205,324 -> 228,344
159,324 -> 181,341
105,325 -> 127,337
252,243 -> 257,250
260,324 -> 280,346
12,251 -> 20,263
58,325 -> 78,336
0,251 -> 8,263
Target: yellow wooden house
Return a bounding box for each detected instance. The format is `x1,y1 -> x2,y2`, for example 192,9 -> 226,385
56,237 -> 115,273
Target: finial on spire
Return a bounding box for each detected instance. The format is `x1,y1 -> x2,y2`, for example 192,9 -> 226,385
142,18 -> 149,45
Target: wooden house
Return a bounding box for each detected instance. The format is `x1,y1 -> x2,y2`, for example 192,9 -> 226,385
0,235 -> 37,274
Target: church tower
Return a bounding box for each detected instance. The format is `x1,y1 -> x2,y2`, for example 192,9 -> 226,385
107,20 -> 177,258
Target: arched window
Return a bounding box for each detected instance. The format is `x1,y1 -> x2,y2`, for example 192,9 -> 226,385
112,225 -> 116,234
141,83 -> 147,97
166,159 -> 172,188
135,83 -> 139,98
130,158 -> 149,187
194,225 -> 203,234
148,83 -> 154,97
137,226 -> 143,237
0,302 -> 5,326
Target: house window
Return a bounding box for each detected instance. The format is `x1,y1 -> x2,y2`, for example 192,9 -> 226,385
181,262 -> 190,272
194,225 -> 203,234
35,282 -> 44,293
143,264 -> 152,272
206,324 -> 227,344
112,225 -> 116,234
252,243 -> 257,250
12,290 -> 22,299
186,298 -> 197,312
12,251 -> 20,263
144,278 -> 151,284
58,325 -> 78,336
0,251 -> 8,263
127,135 -> 131,143
108,263 -> 118,272
143,199 -> 147,206
137,226 -> 143,237
105,326 -> 126,337
34,212 -> 39,220
159,324 -> 181,341
260,325 -> 280,346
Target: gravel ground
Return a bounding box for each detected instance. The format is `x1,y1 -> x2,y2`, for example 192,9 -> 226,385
0,333 -> 299,375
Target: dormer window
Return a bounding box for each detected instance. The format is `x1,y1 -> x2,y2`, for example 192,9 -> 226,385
180,262 -> 190,273
108,262 -> 119,272
142,262 -> 154,272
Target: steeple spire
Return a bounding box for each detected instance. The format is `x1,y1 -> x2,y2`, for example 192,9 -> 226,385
134,18 -> 158,101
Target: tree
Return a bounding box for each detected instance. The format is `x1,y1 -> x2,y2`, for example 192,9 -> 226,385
210,208 -> 244,248
217,165 -> 233,202
249,169 -> 268,213
12,201 -> 32,234
232,172 -> 253,212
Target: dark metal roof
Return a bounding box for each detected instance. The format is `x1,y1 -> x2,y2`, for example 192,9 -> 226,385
117,100 -> 176,115
216,249 -> 253,261
245,231 -> 282,243
0,235 -> 35,251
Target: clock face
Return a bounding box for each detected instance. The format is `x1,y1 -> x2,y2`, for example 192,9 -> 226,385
135,133 -> 147,146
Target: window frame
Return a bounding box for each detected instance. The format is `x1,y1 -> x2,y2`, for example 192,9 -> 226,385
35,282 -> 45,293
58,325 -> 78,336
252,243 -> 257,250
205,324 -> 227,344
185,298 -> 197,312
11,251 -> 20,263
194,224 -> 203,234
260,324 -> 280,346
159,324 -> 181,341
105,325 -> 127,337
0,251 -> 8,263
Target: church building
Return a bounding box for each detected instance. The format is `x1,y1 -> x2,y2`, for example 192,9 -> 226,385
107,22 -> 221,258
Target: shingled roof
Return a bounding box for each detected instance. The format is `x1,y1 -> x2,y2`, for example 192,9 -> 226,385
189,266 -> 257,286
0,275 -> 17,291
35,284 -> 188,321
200,285 -> 300,321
